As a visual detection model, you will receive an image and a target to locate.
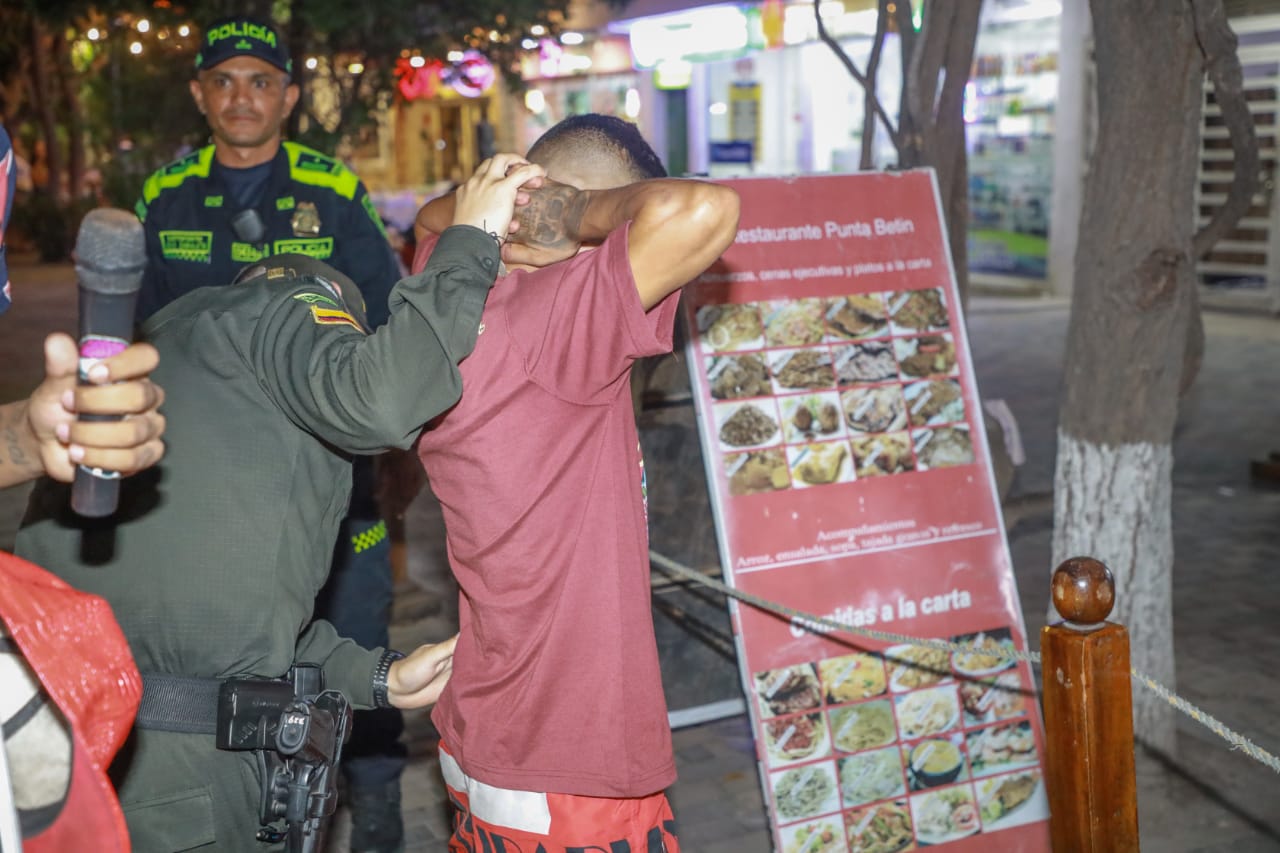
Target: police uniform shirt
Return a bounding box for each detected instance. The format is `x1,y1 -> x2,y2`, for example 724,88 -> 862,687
15,226 -> 500,704
135,141 -> 399,328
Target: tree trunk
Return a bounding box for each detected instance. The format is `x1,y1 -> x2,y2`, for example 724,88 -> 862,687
1054,0 -> 1206,756
858,0 -> 890,171
27,18 -> 64,200
52,30 -> 85,202
899,0 -> 980,307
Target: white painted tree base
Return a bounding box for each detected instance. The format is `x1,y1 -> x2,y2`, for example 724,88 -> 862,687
1051,429 -> 1177,755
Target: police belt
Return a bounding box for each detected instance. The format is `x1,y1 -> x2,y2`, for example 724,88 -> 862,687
135,672 -> 288,735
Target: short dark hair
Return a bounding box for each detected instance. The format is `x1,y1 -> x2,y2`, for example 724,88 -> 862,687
527,114 -> 667,182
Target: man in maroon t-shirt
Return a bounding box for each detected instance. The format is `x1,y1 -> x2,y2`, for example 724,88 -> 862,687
411,115 -> 740,851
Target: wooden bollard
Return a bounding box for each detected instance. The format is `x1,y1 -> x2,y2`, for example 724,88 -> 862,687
1041,557 -> 1140,852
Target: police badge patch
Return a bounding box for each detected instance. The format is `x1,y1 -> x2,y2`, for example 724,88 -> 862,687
291,201 -> 321,237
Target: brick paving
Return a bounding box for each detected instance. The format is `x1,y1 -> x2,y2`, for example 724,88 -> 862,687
1,257 -> 1277,851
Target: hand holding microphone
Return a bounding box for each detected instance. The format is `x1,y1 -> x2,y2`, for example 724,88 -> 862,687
69,208 -> 151,516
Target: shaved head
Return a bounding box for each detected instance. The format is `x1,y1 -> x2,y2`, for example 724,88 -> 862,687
527,114 -> 667,190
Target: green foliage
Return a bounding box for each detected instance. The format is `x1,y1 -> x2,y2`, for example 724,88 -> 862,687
80,25 -> 209,181
194,0 -> 571,149
2,0 -> 569,192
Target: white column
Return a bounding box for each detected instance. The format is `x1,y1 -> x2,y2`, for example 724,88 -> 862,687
1048,1 -> 1092,298
688,62 -> 710,175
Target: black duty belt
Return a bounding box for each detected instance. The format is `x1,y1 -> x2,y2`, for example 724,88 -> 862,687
136,671 -> 290,736
135,673 -> 225,734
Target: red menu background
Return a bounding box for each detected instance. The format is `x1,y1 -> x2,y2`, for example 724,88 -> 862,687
682,172 -> 1051,852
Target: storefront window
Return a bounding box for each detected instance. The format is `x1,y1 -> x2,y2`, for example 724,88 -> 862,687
965,6 -> 1060,280
619,0 -> 1062,281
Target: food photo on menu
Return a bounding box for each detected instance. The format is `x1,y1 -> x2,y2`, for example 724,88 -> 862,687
765,298 -> 829,348
772,347 -> 838,391
885,644 -> 953,694
780,392 -> 845,445
843,800 -> 914,853
698,301 -> 765,352
834,340 -> 900,385
909,784 -> 980,846
755,664 -> 824,719
901,732 -> 970,792
788,440 -> 854,488
708,352 -> 773,400
913,425 -> 974,471
840,384 -> 908,435
950,628 -> 1018,679
819,652 -> 889,704
975,768 -> 1048,832
850,433 -> 915,478
828,699 -> 898,755
893,685 -> 962,741
903,379 -> 965,428
765,711 -> 833,768
886,287 -> 950,334
959,669 -> 1028,726
717,399 -> 783,450
966,720 -> 1038,779
772,762 -> 842,823
838,745 -> 907,808
724,448 -> 791,496
894,334 -> 958,379
825,293 -> 890,341
781,817 -> 848,853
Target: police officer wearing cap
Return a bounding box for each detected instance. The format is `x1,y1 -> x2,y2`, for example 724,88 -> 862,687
132,17 -> 410,850
17,153 -> 545,851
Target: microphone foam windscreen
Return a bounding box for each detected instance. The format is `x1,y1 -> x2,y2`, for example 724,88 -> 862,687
74,208 -> 147,295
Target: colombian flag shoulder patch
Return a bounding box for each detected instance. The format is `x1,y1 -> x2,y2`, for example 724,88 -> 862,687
309,305 -> 362,331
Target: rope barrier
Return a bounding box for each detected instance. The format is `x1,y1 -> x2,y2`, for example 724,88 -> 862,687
649,550 -> 1280,775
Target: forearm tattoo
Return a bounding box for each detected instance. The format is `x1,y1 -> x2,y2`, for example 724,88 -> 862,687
0,401 -> 35,480
512,184 -> 591,250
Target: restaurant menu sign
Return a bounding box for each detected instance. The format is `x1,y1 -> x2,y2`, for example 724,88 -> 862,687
682,172 -> 1050,852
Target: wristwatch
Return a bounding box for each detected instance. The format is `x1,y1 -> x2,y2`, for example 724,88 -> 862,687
372,648 -> 406,709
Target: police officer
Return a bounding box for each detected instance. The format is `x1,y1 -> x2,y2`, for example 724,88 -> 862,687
133,17 -> 409,849
16,154 -> 544,851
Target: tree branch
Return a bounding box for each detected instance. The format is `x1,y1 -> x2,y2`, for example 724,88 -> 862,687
813,0 -> 898,149
900,0 -> 952,166
859,0 -> 891,169
1190,0 -> 1260,259
895,0 -> 917,68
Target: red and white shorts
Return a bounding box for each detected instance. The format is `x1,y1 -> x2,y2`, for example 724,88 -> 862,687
440,745 -> 680,853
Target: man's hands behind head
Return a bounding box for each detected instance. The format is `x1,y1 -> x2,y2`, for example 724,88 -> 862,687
451,154 -> 545,244
501,177 -> 588,269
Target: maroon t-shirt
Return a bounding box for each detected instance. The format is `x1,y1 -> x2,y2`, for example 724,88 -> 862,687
414,226 -> 680,797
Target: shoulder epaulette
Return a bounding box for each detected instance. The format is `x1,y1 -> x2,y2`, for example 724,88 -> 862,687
283,141 -> 359,200
139,145 -> 216,209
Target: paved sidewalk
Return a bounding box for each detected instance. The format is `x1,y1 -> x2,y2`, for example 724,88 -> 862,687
0,258 -> 1276,851
332,297 -> 1280,851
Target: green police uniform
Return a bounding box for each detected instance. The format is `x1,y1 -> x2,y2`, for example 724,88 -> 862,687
15,225 -> 499,851
134,141 -> 399,328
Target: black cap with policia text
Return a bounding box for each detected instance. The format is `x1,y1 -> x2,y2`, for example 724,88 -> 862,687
195,17 -> 292,76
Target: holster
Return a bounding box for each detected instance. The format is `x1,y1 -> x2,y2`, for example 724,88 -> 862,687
138,666 -> 351,853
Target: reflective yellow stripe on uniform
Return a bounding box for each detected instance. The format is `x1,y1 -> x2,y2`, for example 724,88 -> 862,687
283,141 -> 359,199
351,520 -> 388,553
140,145 -> 216,207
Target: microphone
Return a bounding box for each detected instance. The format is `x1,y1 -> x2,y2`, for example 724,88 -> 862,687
70,208 -> 147,518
